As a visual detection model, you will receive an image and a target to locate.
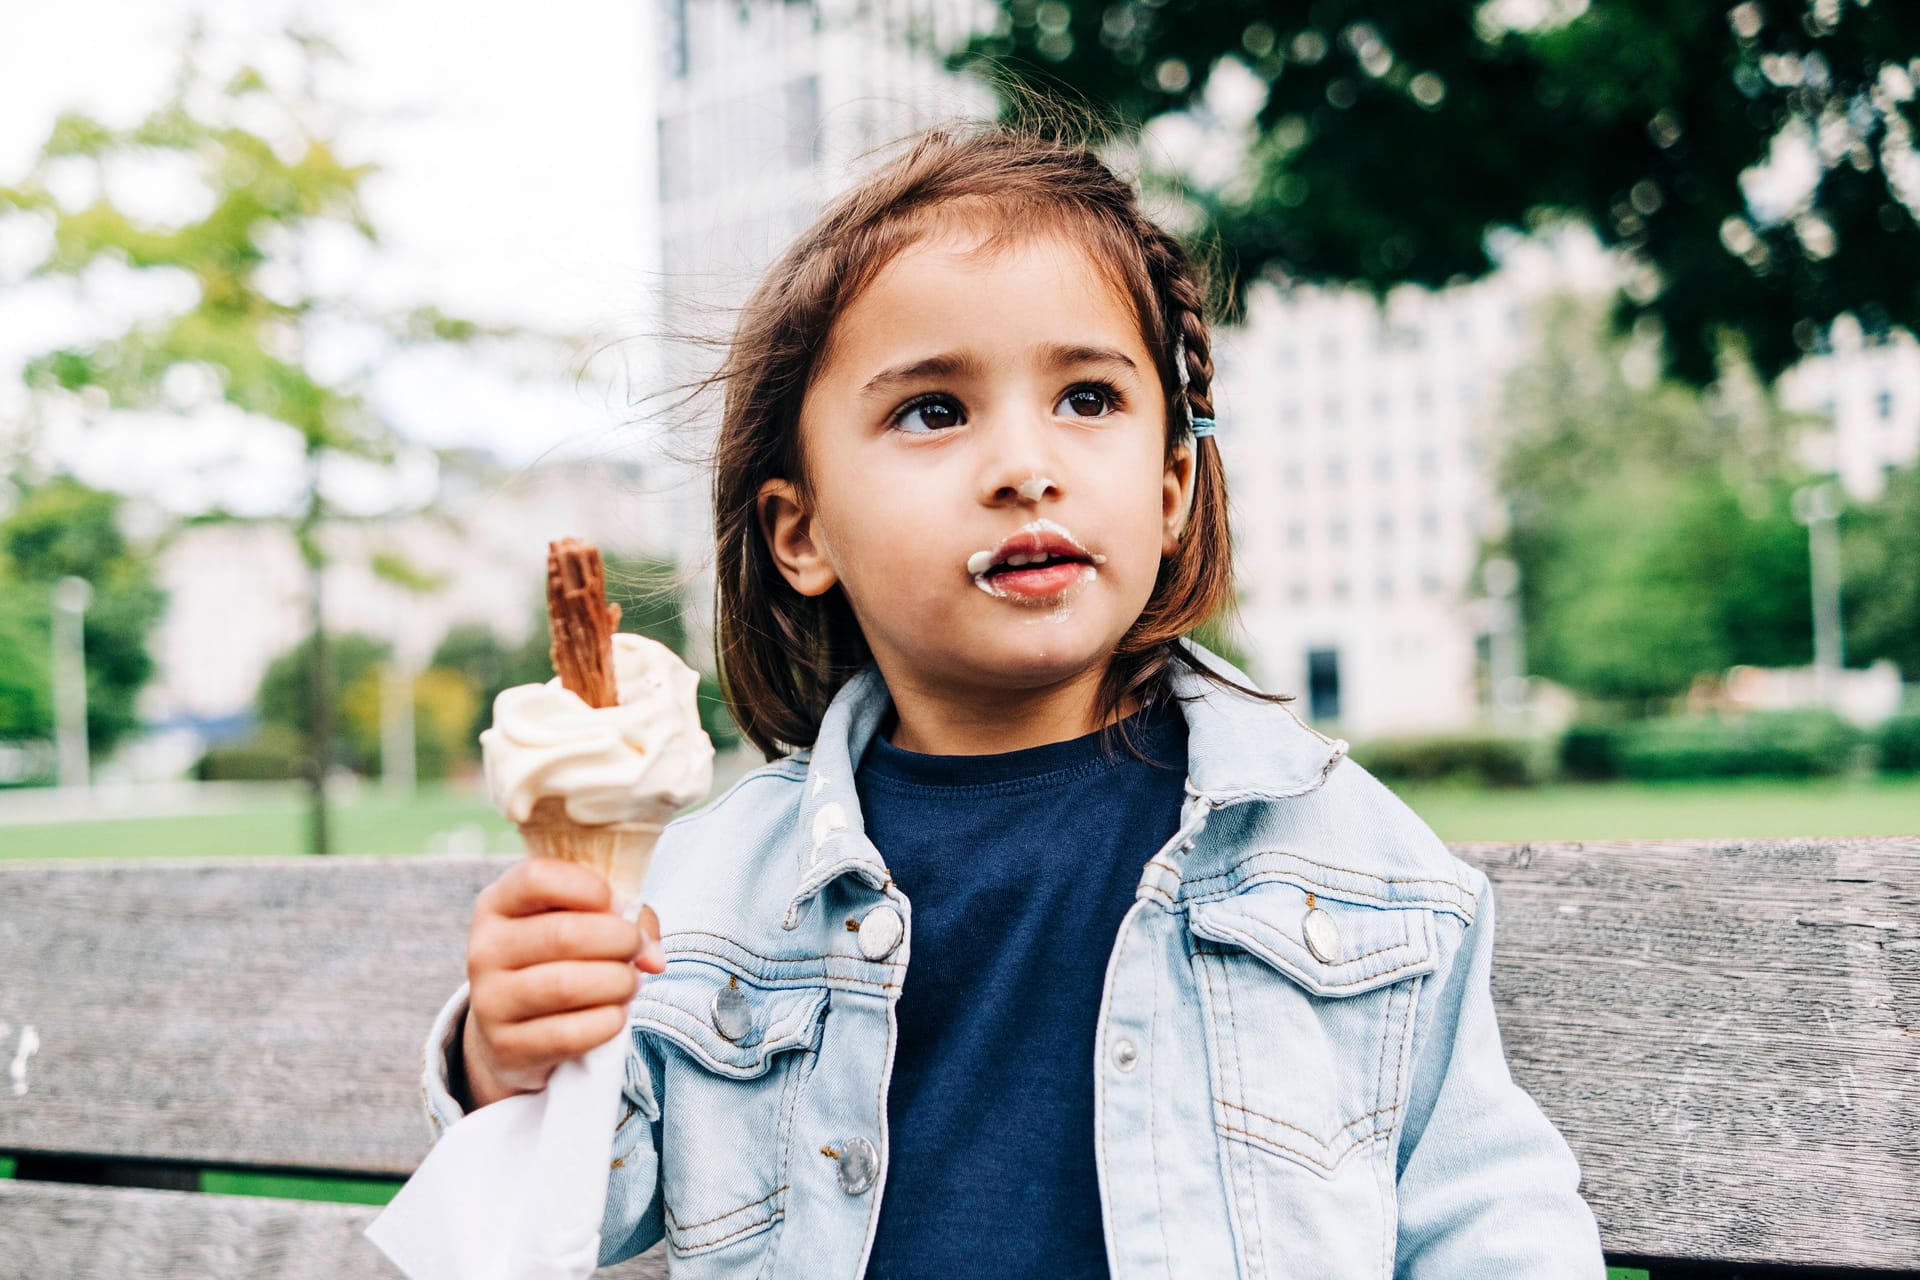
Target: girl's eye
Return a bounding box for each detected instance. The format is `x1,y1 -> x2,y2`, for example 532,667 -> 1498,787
1056,383 -> 1120,418
892,394 -> 966,433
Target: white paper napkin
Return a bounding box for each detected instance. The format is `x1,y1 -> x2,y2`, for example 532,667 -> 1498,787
366,1030 -> 629,1280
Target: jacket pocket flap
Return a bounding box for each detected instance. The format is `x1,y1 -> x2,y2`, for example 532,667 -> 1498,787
1188,883 -> 1437,997
633,973 -> 828,1079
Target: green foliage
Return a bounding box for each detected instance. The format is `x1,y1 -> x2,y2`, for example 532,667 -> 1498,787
1613,712 -> 1862,780
430,555 -> 743,752
0,478 -> 166,756
1495,300 -> 1813,704
195,725 -> 304,782
962,0 -> 1920,385
256,632 -> 391,773
1353,735 -> 1534,787
1843,465 -> 1920,678
1,32 -> 501,831
338,665 -> 478,781
1876,715 -> 1920,773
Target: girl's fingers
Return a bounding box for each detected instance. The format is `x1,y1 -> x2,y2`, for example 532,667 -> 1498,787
483,959 -> 640,1024
490,1003 -> 631,1066
481,908 -> 645,970
479,857 -> 613,919
635,904 -> 665,973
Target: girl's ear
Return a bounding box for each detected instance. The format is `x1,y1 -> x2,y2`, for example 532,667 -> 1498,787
757,478 -> 840,597
1161,442 -> 1198,555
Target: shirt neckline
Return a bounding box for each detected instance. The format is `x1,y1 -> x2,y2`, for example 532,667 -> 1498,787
858,699 -> 1184,794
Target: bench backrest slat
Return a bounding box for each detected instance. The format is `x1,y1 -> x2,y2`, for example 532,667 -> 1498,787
1,838 -> 1914,1271
0,1182 -> 664,1279
1457,835 -> 1919,1270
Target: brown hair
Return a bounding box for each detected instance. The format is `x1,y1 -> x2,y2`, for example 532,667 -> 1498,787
711,124 -> 1260,759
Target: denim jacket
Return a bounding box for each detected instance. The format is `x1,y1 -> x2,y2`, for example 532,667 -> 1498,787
424,648 -> 1606,1277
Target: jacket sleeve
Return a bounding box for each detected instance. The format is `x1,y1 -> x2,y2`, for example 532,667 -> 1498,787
417,984 -> 667,1266
1393,872 -> 1607,1278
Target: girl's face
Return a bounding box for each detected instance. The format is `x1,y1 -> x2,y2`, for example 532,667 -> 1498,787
758,228 -> 1195,704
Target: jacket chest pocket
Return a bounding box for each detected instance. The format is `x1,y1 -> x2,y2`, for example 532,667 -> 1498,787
1187,882 -> 1437,1180
634,969 -> 829,1260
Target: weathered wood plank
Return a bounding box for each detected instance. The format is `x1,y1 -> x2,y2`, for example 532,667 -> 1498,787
1,841 -> 1915,1270
1460,837 -> 1920,1271
0,1181 -> 666,1278
0,855 -> 515,1175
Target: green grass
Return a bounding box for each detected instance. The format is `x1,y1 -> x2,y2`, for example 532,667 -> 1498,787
1392,774 -> 1920,843
199,1169 -> 401,1205
0,785 -> 514,860
3,774 -> 1913,862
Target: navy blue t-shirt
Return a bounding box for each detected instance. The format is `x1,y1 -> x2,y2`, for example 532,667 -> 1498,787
855,702 -> 1189,1280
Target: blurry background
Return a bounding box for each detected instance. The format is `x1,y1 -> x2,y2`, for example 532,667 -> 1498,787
2,0 -> 1917,863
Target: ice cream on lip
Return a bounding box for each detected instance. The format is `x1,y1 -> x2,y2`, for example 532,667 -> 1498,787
481,631 -> 715,826
966,517 -> 1110,599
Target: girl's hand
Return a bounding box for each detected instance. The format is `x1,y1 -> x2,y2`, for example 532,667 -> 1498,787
458,857 -> 665,1110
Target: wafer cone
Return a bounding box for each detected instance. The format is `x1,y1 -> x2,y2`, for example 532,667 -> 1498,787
517,796 -> 666,914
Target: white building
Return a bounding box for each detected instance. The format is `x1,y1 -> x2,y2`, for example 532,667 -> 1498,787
141,453 -> 692,728
1216,235 -> 1618,738
1777,315 -> 1920,502
643,1 -> 1920,742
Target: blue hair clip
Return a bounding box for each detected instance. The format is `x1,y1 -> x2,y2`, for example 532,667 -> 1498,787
1189,416 -> 1216,439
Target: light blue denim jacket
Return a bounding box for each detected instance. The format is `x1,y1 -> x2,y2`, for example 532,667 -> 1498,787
425,648 -> 1606,1277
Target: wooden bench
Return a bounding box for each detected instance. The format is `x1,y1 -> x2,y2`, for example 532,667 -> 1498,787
1,838 -> 1913,1277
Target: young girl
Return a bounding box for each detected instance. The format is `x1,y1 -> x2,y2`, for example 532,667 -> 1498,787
428,127 -> 1607,1278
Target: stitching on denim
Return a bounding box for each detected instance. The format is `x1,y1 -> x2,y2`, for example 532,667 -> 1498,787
668,1189 -> 787,1235
1196,926 -> 1434,991
1174,852 -> 1479,918
1216,1118 -> 1390,1174
1145,927 -> 1175,1278
1214,1096 -> 1400,1147
663,931 -> 907,976
659,944 -> 901,992
757,1036 -> 815,1280
1382,977 -> 1418,1278
1371,978 -> 1398,1280
1195,951 -> 1255,1273
1201,920 -> 1410,967
1216,950 -> 1268,1274
668,1205 -> 783,1253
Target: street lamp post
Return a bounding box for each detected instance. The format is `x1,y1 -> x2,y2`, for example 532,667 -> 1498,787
1791,481 -> 1845,708
51,576 -> 92,789
1482,557 -> 1525,728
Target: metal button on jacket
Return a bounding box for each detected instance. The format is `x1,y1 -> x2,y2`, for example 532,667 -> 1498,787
856,904 -> 905,960
710,984 -> 753,1042
835,1136 -> 879,1194
1111,1038 -> 1139,1072
1303,907 -> 1340,963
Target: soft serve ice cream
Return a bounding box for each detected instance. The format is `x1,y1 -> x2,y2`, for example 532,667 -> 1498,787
482,632 -> 715,827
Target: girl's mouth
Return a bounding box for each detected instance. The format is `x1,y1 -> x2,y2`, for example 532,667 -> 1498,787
966,519 -> 1106,603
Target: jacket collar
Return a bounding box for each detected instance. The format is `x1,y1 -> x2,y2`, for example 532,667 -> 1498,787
780,643 -> 1347,928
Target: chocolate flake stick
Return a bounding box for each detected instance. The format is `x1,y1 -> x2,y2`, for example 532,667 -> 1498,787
546,538 -> 623,709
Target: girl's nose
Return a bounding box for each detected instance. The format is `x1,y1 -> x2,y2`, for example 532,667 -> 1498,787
979,414 -> 1063,506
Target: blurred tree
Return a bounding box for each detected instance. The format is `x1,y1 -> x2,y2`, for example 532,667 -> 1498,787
0,30 -> 511,848
1843,463 -> 1920,677
339,664 -> 476,781
256,631 -> 390,774
429,554 -> 742,751
1493,298 -> 1813,706
0,478 -> 165,758
963,0 -> 1920,384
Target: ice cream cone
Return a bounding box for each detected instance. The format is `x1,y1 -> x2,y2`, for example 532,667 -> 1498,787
517,796 -> 667,914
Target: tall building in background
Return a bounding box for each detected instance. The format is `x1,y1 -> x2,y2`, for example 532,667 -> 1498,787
654,0 -> 986,299
1778,317 -> 1920,502
647,2 -> 1920,743
1215,235 -> 1616,739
